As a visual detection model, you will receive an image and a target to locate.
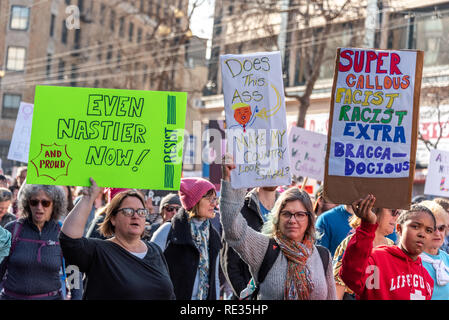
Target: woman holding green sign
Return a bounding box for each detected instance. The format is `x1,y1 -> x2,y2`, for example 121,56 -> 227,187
59,178 -> 175,299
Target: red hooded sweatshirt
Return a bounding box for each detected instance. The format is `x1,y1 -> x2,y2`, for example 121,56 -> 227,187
339,221 -> 434,300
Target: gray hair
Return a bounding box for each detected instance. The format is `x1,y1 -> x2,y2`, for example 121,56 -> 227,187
18,184 -> 67,221
0,188 -> 12,202
261,187 -> 316,242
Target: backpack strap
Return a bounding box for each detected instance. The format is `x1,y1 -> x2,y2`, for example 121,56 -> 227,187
249,238 -> 280,299
316,245 -> 330,277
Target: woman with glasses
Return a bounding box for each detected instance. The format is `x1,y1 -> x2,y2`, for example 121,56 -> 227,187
151,177 -> 222,300
0,183 -> 67,300
420,200 -> 449,300
333,207 -> 399,299
219,156 -> 336,300
59,178 -> 175,300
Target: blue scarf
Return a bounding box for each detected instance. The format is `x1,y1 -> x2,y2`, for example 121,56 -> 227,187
190,218 -> 210,300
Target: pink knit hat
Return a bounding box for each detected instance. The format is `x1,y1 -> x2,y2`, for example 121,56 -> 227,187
105,188 -> 131,202
179,177 -> 215,211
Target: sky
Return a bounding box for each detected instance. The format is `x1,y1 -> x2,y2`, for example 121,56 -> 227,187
189,0 -> 215,40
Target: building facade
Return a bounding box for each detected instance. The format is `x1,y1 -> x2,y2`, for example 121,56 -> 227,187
0,0 -> 207,174
200,0 -> 449,196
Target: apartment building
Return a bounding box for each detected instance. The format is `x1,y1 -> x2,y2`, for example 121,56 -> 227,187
0,0 -> 208,174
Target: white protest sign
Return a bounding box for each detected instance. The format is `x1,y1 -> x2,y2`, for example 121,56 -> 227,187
7,102 -> 34,163
328,48 -> 417,178
288,126 -> 327,181
221,51 -> 291,188
424,149 -> 449,197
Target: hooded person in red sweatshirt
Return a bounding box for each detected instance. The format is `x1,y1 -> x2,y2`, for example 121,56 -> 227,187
340,194 -> 436,300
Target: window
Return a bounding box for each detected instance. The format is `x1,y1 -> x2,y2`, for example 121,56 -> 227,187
46,54 -> 52,78
2,94 -> 21,119
58,60 -> 65,80
49,14 -> 56,37
10,6 -> 30,30
110,10 -> 115,32
107,45 -> 113,61
119,17 -> 125,37
97,42 -> 102,60
61,20 -> 68,44
100,4 -> 105,25
6,47 -> 26,71
71,64 -> 77,87
74,28 -> 81,50
137,28 -> 142,43
129,22 -> 134,42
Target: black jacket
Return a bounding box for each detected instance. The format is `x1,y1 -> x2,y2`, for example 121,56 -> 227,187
220,188 -> 278,297
163,208 -> 222,300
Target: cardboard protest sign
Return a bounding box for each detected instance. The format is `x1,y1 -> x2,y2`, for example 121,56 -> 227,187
7,102 -> 34,163
27,86 -> 187,190
221,51 -> 291,188
424,149 -> 449,198
324,48 -> 423,209
288,126 -> 327,181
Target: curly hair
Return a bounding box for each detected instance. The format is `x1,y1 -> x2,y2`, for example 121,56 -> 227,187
262,187 -> 316,242
18,184 -> 67,221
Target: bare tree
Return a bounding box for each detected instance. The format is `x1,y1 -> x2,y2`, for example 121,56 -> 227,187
418,86 -> 449,152
219,0 -> 363,127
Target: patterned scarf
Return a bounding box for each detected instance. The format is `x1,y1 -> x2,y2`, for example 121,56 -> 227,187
274,231 -> 314,300
190,218 -> 210,300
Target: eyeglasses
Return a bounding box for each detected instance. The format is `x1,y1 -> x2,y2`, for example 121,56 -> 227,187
164,205 -> 180,213
117,208 -> 149,218
202,194 -> 218,204
280,210 -> 309,221
29,199 -> 52,208
436,225 -> 447,233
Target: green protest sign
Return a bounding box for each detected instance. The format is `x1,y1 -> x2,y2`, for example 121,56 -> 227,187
27,86 -> 187,190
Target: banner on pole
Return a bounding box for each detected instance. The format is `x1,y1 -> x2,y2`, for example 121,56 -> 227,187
324,48 -> 423,209
221,51 -> 291,188
7,102 -> 34,163
27,86 -> 187,190
288,126 -> 327,182
424,149 -> 449,198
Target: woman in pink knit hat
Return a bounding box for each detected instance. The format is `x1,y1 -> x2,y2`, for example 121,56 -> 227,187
151,177 -> 222,300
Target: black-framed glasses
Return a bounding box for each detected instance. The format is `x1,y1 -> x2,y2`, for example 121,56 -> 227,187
164,205 -> 180,213
117,207 -> 149,218
436,224 -> 447,233
280,210 -> 309,221
29,199 -> 52,208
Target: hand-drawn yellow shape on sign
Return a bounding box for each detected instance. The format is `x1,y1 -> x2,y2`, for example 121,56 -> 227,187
30,143 -> 72,181
255,84 -> 281,120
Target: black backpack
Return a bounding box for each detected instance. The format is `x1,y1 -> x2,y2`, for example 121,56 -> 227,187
245,238 -> 330,300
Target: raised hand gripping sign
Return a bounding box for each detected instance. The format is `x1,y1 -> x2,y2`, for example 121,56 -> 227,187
221,51 -> 291,188
324,48 -> 423,209
27,86 -> 187,190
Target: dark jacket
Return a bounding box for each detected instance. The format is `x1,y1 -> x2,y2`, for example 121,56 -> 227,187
163,208 -> 222,300
220,188 -> 278,297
